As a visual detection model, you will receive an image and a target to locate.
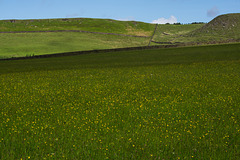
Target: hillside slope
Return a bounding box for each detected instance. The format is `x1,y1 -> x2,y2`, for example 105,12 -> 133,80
152,24 -> 204,43
0,32 -> 150,59
185,13 -> 240,42
0,18 -> 154,58
193,13 -> 240,35
0,18 -> 155,37
1,14 -> 239,58
152,13 -> 240,44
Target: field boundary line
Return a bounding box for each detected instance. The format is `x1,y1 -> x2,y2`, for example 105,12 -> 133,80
151,41 -> 183,45
148,24 -> 158,46
0,30 -> 150,38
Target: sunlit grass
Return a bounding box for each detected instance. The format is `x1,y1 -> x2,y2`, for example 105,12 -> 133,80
152,24 -> 203,43
0,32 -> 149,58
0,18 -> 155,36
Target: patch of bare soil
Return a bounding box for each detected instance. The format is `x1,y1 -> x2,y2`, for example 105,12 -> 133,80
126,26 -> 152,37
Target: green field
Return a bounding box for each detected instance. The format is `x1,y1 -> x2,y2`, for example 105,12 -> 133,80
0,18 -> 155,37
0,32 -> 149,58
152,24 -> 204,43
0,18 -> 156,59
1,14 -> 240,59
1,43 -> 240,159
179,13 -> 240,43
152,13 -> 240,44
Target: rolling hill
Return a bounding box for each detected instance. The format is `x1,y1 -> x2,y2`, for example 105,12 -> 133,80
191,13 -> 240,37
0,18 -> 155,58
181,13 -> 240,42
0,32 -> 150,59
0,14 -> 240,59
152,13 -> 240,44
151,23 -> 204,44
0,18 -> 155,37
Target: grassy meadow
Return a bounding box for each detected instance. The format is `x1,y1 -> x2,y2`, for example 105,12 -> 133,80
0,18 -> 154,59
179,13 -> 240,43
0,32 -> 150,58
0,18 -> 155,37
2,13 -> 240,59
152,13 -> 240,44
152,24 -> 204,43
0,43 -> 240,159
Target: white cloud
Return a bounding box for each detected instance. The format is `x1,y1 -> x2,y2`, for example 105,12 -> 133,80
207,7 -> 219,17
152,16 -> 177,24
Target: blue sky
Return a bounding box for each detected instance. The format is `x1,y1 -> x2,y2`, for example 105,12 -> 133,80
0,0 -> 239,24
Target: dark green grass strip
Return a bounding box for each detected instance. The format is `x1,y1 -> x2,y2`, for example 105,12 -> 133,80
0,43 -> 240,74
